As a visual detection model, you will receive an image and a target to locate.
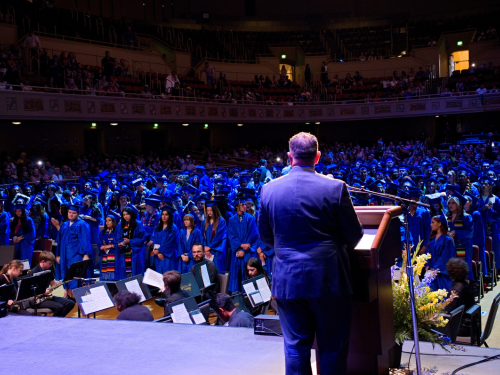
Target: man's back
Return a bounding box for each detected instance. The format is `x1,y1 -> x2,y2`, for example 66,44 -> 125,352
259,166 -> 363,299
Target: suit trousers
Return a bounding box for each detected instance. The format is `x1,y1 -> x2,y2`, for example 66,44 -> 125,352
276,295 -> 352,375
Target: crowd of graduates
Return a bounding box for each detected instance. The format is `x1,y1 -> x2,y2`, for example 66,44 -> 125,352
1,133 -> 500,297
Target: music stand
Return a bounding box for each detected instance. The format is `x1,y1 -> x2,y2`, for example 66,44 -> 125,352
180,272 -> 201,298
192,260 -> 215,290
16,273 -> 52,316
73,283 -> 115,318
0,284 -> 15,318
115,274 -> 153,303
63,259 -> 92,283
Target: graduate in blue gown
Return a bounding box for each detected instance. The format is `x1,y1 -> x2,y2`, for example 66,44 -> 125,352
114,207 -> 146,278
256,240 -> 275,282
477,176 -> 500,274
28,201 -> 49,239
202,201 -> 228,272
463,192 -> 488,271
425,215 -> 456,291
48,199 -> 64,241
406,189 -> 431,252
148,205 -> 179,274
99,214 -> 118,281
227,198 -> 260,292
56,204 -> 92,290
177,213 -> 203,273
0,199 -> 11,244
80,192 -> 104,246
142,198 -> 161,243
10,203 -> 36,263
447,195 -> 474,281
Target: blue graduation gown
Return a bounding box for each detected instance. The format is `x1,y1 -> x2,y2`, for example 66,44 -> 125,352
259,240 -> 275,282
99,230 -> 116,280
114,220 -> 146,278
177,228 -> 202,273
81,206 -> 103,245
227,213 -> 259,292
0,211 -> 10,244
12,217 -> 36,263
202,217 -> 228,272
48,212 -> 62,240
470,210 -> 487,271
151,224 -> 179,274
448,213 -> 475,281
30,212 -> 49,239
478,195 -> 500,270
425,234 -> 456,291
56,218 -> 92,289
408,206 -> 431,249
142,209 -> 160,242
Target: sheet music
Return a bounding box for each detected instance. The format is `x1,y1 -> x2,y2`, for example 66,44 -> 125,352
242,282 -> 256,296
256,277 -> 272,302
125,279 -> 146,303
143,268 -> 164,289
250,291 -> 263,305
90,285 -> 114,311
81,294 -> 97,315
171,303 -> 193,324
153,244 -> 160,250
22,260 -> 30,271
190,309 -> 206,325
201,264 -> 211,288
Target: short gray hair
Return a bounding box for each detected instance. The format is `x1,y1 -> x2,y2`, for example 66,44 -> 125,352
289,132 -> 318,160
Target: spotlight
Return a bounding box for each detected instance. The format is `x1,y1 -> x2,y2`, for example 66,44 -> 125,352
110,122 -> 118,126
435,115 -> 439,118
12,122 -> 21,125
237,123 -> 243,127
182,123 -> 189,126
315,122 -> 320,125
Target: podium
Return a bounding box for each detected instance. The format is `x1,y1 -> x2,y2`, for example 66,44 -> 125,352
346,206 -> 403,375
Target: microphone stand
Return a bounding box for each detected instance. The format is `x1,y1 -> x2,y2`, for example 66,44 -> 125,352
348,185 -> 428,375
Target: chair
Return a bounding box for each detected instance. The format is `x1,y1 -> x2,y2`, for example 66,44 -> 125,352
457,293 -> 500,347
218,272 -> 230,295
31,250 -> 42,269
472,245 -> 484,298
433,305 -> 465,343
455,304 -> 482,346
198,300 -> 212,322
26,308 -> 53,316
34,239 -> 53,252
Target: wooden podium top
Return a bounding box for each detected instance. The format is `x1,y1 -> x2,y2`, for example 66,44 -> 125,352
352,206 -> 402,270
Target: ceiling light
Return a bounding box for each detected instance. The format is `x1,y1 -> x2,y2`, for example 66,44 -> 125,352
237,123 -> 243,126
110,122 -> 118,126
182,123 -> 189,126
12,122 -> 21,125
315,122 -> 320,124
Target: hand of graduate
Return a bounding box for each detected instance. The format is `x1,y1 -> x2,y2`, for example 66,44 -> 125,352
51,218 -> 59,226
240,244 -> 250,250
56,256 -> 60,264
82,255 -> 90,261
122,238 -> 130,245
181,254 -> 189,262
236,250 -> 245,258
258,252 -> 267,262
157,253 -> 164,261
449,231 -> 455,237
204,246 -> 211,252
147,240 -> 153,247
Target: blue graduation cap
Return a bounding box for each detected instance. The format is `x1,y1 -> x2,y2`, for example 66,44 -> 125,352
68,204 -> 82,213
218,185 -> 232,196
160,196 -> 174,204
445,184 -> 460,192
326,164 -> 338,171
14,203 -> 28,210
205,201 -> 219,208
369,180 -> 385,191
180,186 -> 197,195
244,195 -> 257,203
451,192 -> 468,207
172,193 -> 181,200
131,178 -> 143,188
195,196 -> 206,204
161,205 -> 176,214
145,198 -> 160,208
233,197 -> 246,205
213,178 -> 226,185
405,187 -> 422,199
478,175 -> 495,185
106,210 -> 121,221
238,176 -> 251,183
385,182 -> 400,191
463,191 -> 479,207
99,171 -> 109,178
424,177 -> 439,186
117,189 -> 132,198
426,193 -> 444,206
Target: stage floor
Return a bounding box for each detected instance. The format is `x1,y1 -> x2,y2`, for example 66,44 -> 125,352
0,315 -> 288,375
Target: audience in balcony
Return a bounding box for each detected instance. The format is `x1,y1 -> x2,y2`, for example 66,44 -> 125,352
123,26 -> 137,50
200,62 -> 216,86
101,51 -> 116,80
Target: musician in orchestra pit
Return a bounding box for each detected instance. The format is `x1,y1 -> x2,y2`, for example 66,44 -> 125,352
258,132 -> 363,375
0,260 -> 34,315
27,251 -> 75,317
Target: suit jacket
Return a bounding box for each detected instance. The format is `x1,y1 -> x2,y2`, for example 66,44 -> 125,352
258,166 -> 363,299
116,303 -> 154,321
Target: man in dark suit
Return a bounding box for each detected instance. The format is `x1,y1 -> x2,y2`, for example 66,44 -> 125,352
258,132 -> 363,375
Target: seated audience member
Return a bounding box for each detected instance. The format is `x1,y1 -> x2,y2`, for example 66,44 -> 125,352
114,290 -> 154,321
0,260 -> 34,315
161,270 -> 190,317
444,258 -> 475,336
27,251 -> 75,317
190,242 -> 220,301
210,293 -> 254,327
